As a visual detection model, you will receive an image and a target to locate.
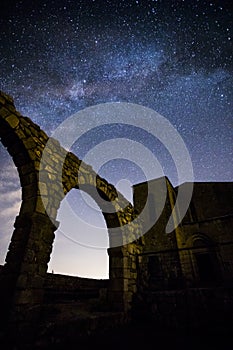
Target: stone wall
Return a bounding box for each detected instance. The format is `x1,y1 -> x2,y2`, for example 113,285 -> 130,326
0,90 -> 143,347
175,182 -> 233,287
44,273 -> 109,303
1,89 -> 233,346
133,178 -> 233,289
132,179 -> 233,332
133,286 -> 233,331
133,177 -> 183,291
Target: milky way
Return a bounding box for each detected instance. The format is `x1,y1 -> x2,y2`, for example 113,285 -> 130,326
0,1 -> 232,274
1,0 -> 232,184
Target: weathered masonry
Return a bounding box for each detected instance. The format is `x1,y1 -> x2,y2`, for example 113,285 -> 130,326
0,91 -> 143,346
0,90 -> 233,348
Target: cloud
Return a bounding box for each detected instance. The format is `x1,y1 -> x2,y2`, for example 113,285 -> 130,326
0,163 -> 19,181
0,212 -> 19,265
0,200 -> 21,219
0,159 -> 21,264
0,160 -> 21,204
0,198 -> 21,265
0,181 -> 20,190
0,189 -> 21,204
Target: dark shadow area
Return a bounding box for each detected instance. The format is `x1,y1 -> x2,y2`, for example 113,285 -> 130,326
33,319 -> 233,350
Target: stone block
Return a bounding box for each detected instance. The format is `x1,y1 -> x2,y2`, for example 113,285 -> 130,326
15,288 -> 44,304
6,114 -> 19,128
0,96 -> 6,105
21,198 -> 36,213
38,182 -> 48,196
111,256 -> 128,268
22,183 -> 38,199
0,106 -> 10,117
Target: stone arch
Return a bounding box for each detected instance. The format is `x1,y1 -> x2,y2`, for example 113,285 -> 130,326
0,91 -> 142,344
185,233 -> 214,249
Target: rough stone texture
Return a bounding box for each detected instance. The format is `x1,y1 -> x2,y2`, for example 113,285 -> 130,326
44,273 -> 109,303
132,178 -> 233,330
133,178 -> 233,290
1,90 -> 233,347
0,90 -> 143,347
133,177 -> 183,291
177,182 -> 233,288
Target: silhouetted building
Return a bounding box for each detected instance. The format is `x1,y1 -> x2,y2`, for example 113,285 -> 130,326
133,178 -> 233,291
1,90 -> 233,347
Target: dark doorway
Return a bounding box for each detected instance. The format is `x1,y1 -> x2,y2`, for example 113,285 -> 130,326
148,255 -> 164,289
195,253 -> 216,285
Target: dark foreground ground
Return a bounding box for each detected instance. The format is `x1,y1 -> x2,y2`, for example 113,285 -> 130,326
1,319 -> 232,349
38,320 -> 233,350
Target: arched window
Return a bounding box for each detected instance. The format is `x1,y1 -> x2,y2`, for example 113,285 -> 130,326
192,235 -> 220,286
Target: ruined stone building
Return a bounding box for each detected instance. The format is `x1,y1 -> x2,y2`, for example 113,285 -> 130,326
0,90 -> 233,348
134,177 -> 233,291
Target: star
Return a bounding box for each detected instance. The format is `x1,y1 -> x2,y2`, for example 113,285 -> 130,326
0,0 -> 232,277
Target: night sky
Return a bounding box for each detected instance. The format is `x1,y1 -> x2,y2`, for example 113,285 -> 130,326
0,0 -> 232,277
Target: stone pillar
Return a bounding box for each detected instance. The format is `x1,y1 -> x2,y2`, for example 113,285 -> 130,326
2,212 -> 58,348
108,246 -> 126,312
108,242 -> 141,314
